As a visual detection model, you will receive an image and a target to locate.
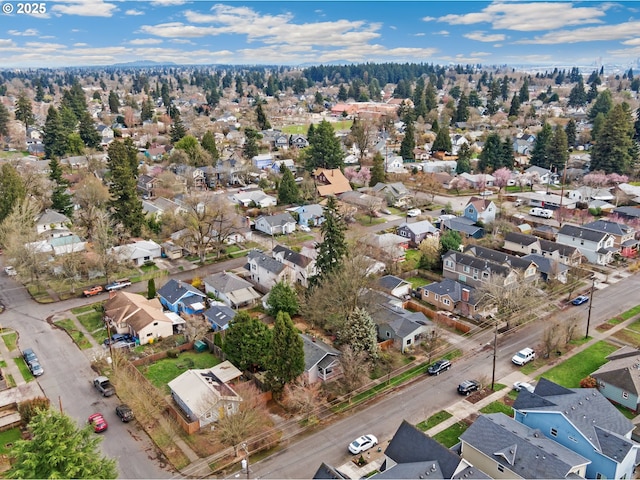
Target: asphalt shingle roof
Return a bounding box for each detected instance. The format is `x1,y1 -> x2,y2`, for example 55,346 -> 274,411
247,250 -> 286,274
559,224 -> 610,243
157,278 -> 206,305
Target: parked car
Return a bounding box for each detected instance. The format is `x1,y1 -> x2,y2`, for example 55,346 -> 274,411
513,381 -> 535,393
105,278 -> 132,292
4,266 -> 16,276
406,208 -> 421,217
457,379 -> 480,395
348,434 -> 378,455
479,190 -> 494,196
427,359 -> 452,376
22,348 -> 38,365
103,333 -> 133,346
115,404 -> 134,422
297,225 -> 311,232
512,347 -> 535,366
28,361 -> 44,377
571,295 -> 589,306
83,285 -> 104,297
88,413 -> 108,433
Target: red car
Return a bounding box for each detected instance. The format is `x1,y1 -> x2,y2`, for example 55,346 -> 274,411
88,413 -> 108,433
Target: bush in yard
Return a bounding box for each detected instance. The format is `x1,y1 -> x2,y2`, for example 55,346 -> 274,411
147,278 -> 156,299
166,349 -> 179,359
580,376 -> 597,388
18,397 -> 51,425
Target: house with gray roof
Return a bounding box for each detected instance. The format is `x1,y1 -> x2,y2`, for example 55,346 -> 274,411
418,279 -> 481,317
396,220 -> 439,247
377,275 -> 412,299
254,212 -> 296,236
291,204 -> 324,227
513,377 -> 639,480
463,197 -> 497,225
442,250 -> 518,289
36,209 -> 71,235
203,271 -> 261,308
592,346 -> 640,413
246,249 -> 292,291
369,182 -> 413,207
557,224 -> 616,265
460,413 -> 590,479
582,219 -> 639,258
503,232 -> 582,267
440,216 -> 484,239
463,245 -> 539,282
272,245 -> 316,287
203,304 -> 236,331
229,189 -> 277,209
522,253 -> 568,283
369,303 -> 433,353
300,334 -> 340,384
157,278 -> 207,315
373,420 -> 476,479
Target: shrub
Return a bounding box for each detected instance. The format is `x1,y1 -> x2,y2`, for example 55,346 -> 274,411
166,349 -> 180,359
18,397 -> 51,425
580,376 -> 597,388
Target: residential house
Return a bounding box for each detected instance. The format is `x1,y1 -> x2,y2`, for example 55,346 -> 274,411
203,271 -> 261,308
369,182 -> 413,207
503,232 -> 582,266
460,172 -> 495,189
396,220 -> 439,248
442,250 -> 519,289
291,204 -> 324,227
369,303 -> 433,353
373,420 -> 476,479
161,241 -> 183,260
361,233 -> 408,263
313,168 -> 352,197
582,219 -> 638,258
270,159 -> 296,174
613,206 -> 640,222
96,125 -> 114,146
384,155 -> 406,173
36,209 -> 70,235
289,134 -> 309,148
216,157 -> 244,186
254,212 -> 296,236
145,143 -> 171,162
460,413 -> 590,479
525,166 -> 558,185
513,377 -> 639,480
463,197 -> 497,224
252,153 -> 274,169
137,174 -> 159,199
418,279 -> 481,317
157,278 -> 207,315
168,365 -> 242,429
463,245 -> 539,283
503,231 -> 541,256
513,133 -> 536,155
103,291 -> 174,345
48,234 -> 86,256
339,191 -> 384,213
568,186 -> 614,203
556,224 -> 616,265
230,189 -> 277,208
377,275 -> 412,299
246,250 -> 292,291
271,132 -> 289,150
450,134 -> 468,155
272,245 -> 316,288
203,304 -> 236,331
110,239 -> 162,266
592,346 -> 640,412
440,216 -> 484,239
522,253 -> 568,283
301,334 -> 341,384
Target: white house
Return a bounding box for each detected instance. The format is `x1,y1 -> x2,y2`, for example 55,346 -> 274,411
254,212 -> 296,236
110,239 -> 162,266
229,189 -> 277,208
36,209 -> 71,235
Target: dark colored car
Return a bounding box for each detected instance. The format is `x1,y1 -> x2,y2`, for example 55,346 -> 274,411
103,333 -> 133,346
115,404 -> 134,422
458,380 -> 481,396
571,295 -> 589,306
427,359 -> 452,376
22,348 -> 37,365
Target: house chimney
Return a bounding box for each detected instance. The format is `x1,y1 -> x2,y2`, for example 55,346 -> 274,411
462,288 -> 470,302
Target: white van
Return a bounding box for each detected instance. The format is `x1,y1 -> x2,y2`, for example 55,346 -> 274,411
529,207 -> 554,219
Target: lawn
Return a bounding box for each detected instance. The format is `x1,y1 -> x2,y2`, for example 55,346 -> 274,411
2,332 -> 17,351
355,214 -> 387,226
76,311 -> 104,333
71,304 -> 100,315
404,249 -> 421,269
416,410 -> 452,432
619,305 -> 640,321
405,276 -> 430,289
54,319 -> 93,350
0,427 -> 22,454
537,341 -> 618,388
612,328 -> 640,346
479,401 -> 513,416
14,357 -> 34,382
433,421 -> 468,447
140,351 -> 221,392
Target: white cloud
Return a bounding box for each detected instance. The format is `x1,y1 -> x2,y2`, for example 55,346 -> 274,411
517,20 -> 640,44
125,9 -> 144,16
73,42 -> 89,47
170,39 -> 195,45
151,0 -> 187,5
8,29 -> 39,36
129,38 -> 163,45
464,31 -> 506,42
51,0 -> 117,17
138,22 -> 220,38
438,2 -> 609,31
414,33 -> 425,37
0,39 -> 16,47
422,16 -> 435,22
433,30 -> 450,36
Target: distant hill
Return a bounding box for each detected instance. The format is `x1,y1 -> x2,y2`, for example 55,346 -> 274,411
111,60 -> 177,67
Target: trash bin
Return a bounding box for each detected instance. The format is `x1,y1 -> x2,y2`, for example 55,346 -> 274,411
194,340 -> 207,352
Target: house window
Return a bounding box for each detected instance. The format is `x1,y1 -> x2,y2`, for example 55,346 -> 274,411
463,265 -> 470,273
434,294 -> 439,301
147,333 -> 152,337
596,473 -> 605,479
252,264 -> 256,270
550,428 -> 558,437
153,321 -> 158,326
623,391 -> 629,399
386,332 -> 390,338
445,260 -> 454,268
406,338 -> 412,345
423,291 -> 429,298
497,464 -> 504,473
482,272 -> 489,279
443,299 -> 451,306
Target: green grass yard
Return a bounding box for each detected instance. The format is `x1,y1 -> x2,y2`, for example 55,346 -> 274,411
140,351 -> 221,393
416,410 -> 452,431
479,401 -> 513,416
54,319 -> 93,350
0,427 -> 22,455
537,341 -> 617,388
13,357 -> 34,382
433,421 -> 468,447
2,332 -> 18,351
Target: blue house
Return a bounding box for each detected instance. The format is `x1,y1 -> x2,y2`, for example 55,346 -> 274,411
203,304 -> 236,331
157,279 -> 207,315
513,378 -> 639,480
292,204 -> 324,227
463,197 -> 496,224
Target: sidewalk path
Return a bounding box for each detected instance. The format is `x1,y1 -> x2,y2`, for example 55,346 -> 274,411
0,330 -> 28,387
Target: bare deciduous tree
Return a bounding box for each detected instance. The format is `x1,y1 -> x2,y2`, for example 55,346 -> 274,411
339,345 -> 372,393
281,377 -> 325,421
476,274 -> 541,329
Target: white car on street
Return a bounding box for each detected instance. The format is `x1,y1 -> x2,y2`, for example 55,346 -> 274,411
406,208 -> 421,217
4,266 -> 16,276
348,434 -> 378,454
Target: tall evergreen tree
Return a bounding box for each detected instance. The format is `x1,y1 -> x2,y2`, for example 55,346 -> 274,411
337,307 -> 378,359
477,133 -> 503,172
432,127 -> 452,153
591,103 -> 637,174
169,113 -> 186,143
304,120 -> 344,171
530,122 -> 553,168
223,311 -> 271,372
508,93 -> 521,117
140,96 -> 154,122
565,118 -> 577,146
79,111 -> 100,149
425,82 -> 437,111
43,105 -> 67,159
267,311 -> 305,394
412,77 -> 427,120
454,92 -> 469,123
108,90 -> 119,113
201,131 -> 219,161
243,127 -> 260,159
399,121 -> 415,161
0,164 -> 26,223
456,143 -> 472,174
369,151 -> 386,187
588,89 -> 613,120
255,101 -> 271,130
337,84 -> 348,102
7,408 -> 117,479
49,157 -> 73,217
518,77 -> 530,102
277,167 -> 300,205
0,102 -> 9,143
107,139 -> 144,236
501,75 -> 510,101
568,79 -> 587,107
312,196 -> 347,286
548,127 -> 569,170
14,91 -> 34,129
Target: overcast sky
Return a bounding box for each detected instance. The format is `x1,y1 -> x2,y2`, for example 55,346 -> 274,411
2,1 -> 640,69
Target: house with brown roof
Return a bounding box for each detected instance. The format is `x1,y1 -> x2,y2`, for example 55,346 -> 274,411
463,197 -> 497,224
313,168 -> 352,197
103,291 -> 174,345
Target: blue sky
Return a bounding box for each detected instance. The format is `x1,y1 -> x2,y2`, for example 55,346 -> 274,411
2,1 -> 640,68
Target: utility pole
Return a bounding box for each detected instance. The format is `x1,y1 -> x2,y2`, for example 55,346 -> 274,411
491,321 -> 498,390
585,276 -> 596,339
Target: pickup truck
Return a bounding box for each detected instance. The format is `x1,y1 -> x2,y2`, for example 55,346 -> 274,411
105,279 -> 132,292
83,285 -> 104,297
93,376 -> 115,397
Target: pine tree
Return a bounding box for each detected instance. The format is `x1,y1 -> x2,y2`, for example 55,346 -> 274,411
456,143 -> 472,174
14,91 -> 34,129
107,139 -> 145,236
267,311 -> 305,394
170,113 -> 186,143
0,163 -> 26,223
201,131 -> 219,161
223,311 -> 271,371
141,96 -> 154,122
591,103 -> 636,174
518,77 -> 530,102
477,132 -> 503,172
312,196 -> 347,286
108,90 -> 119,113
337,84 -> 348,102
337,307 -> 378,359
147,278 -> 156,299
243,128 -> 260,159
49,157 -> 73,217
588,89 -> 613,120
425,82 -> 437,111
277,167 -> 300,205
7,408 -> 117,479
399,121 -> 415,161
304,120 -> 344,171
530,122 -> 553,168
548,127 -> 569,169
565,119 -> 577,146
508,93 -> 521,117
454,92 -> 469,123
568,79 -> 587,107
432,127 -> 452,153
255,101 -> 271,130
43,105 -> 67,159
79,111 -> 100,149
369,151 -> 386,187
0,102 -> 9,143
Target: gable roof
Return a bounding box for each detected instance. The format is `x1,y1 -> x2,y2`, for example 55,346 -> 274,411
592,347 -> 640,398
205,271 -> 253,293
583,219 -> 633,237
103,291 -> 173,332
300,334 -> 339,371
378,275 -> 411,293
247,250 -> 286,274
168,368 -> 241,418
313,168 -> 352,196
256,212 -> 296,227
203,304 -> 236,329
443,250 -> 510,277
460,414 -> 590,479
466,197 -> 494,213
522,254 -> 568,276
504,231 -> 540,247
421,279 -> 480,304
398,220 -> 438,236
558,224 -> 611,243
157,278 -> 206,305
441,217 -> 484,236
463,245 -> 536,272
370,303 -> 430,338
272,245 -> 314,268
37,209 -> 70,225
